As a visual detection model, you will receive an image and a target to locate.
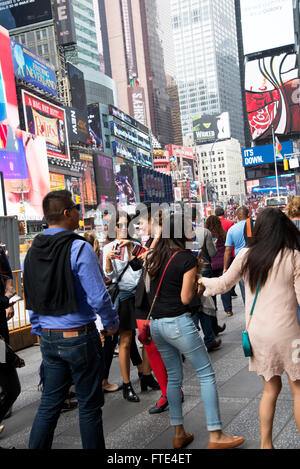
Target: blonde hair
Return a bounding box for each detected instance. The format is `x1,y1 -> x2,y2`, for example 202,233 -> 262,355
287,196 -> 300,219
84,231 -> 100,255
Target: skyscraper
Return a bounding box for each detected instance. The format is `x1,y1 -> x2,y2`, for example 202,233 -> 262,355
101,0 -> 176,147
170,0 -> 245,145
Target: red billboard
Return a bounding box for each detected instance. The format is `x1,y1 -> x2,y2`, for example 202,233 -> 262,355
22,90 -> 70,161
245,53 -> 300,141
0,26 -> 19,129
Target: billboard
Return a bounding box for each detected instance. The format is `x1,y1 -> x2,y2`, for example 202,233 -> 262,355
137,167 -> 173,203
52,0 -> 76,46
50,173 -> 65,191
115,165 -> 136,207
87,103 -> 102,149
0,26 -> 19,129
240,0 -> 295,56
79,153 -> 97,206
93,154 -> 116,206
22,90 -> 70,161
10,39 -> 58,98
192,113 -> 231,144
246,173 -> 296,196
66,107 -> 89,145
242,141 -> 293,167
128,86 -> 147,126
67,63 -> 87,111
245,53 -> 300,141
2,128 -> 50,219
0,0 -> 52,30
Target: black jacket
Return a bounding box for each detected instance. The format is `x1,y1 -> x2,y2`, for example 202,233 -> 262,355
23,230 -> 85,316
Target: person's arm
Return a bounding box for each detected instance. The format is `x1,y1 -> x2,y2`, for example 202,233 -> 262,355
293,250 -> 300,305
223,246 -> 232,273
103,244 -> 118,279
205,230 -> 217,259
29,310 -> 42,337
181,267 -> 198,305
200,249 -> 246,297
75,242 -> 119,332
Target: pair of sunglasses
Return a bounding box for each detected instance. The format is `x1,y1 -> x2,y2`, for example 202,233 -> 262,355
61,204 -> 81,215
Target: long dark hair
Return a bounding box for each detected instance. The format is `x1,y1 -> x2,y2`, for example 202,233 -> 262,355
145,213 -> 190,280
205,215 -> 226,240
242,208 -> 300,292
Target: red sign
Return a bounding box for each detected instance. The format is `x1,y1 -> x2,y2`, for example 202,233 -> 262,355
165,145 -> 195,160
0,26 -> 19,129
22,90 -> 70,161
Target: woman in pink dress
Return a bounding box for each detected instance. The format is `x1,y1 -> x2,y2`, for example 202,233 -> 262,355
199,208 -> 300,449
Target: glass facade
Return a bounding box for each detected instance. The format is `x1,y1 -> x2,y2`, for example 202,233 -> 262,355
170,0 -> 245,145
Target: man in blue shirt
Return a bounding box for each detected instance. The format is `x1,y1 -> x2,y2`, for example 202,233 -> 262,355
24,190 -> 119,449
223,206 -> 250,305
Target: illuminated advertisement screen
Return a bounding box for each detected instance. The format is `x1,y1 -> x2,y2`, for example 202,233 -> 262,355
0,26 -> 19,129
49,173 -> 65,191
79,153 -> 97,206
115,165 -> 136,207
11,40 -> 57,98
245,53 -> 300,141
93,153 -> 116,206
0,0 -> 52,30
22,90 -> 70,161
137,167 -> 173,203
246,173 -> 296,196
240,0 -> 295,56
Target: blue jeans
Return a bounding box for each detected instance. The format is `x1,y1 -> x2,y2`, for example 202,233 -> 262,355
29,327 -> 105,449
239,279 -> 245,304
192,311 -> 216,348
212,269 -> 232,313
150,314 -> 222,431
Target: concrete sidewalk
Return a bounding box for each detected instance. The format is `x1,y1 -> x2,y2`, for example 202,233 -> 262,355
1,294 -> 299,450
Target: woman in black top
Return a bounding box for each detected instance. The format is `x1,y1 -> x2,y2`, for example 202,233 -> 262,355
145,213 -> 245,450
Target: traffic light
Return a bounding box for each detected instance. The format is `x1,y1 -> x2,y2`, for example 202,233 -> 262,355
283,159 -> 289,171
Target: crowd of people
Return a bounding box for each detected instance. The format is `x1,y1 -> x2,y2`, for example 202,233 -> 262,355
0,190 -> 300,450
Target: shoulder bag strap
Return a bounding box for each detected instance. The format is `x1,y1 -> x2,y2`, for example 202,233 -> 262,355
145,251 -> 180,321
245,279 -> 261,332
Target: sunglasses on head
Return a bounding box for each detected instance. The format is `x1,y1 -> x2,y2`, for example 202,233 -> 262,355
61,204 -> 81,215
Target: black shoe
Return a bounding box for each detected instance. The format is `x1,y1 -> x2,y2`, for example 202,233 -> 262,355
231,292 -> 238,298
123,382 -> 140,402
207,338 -> 222,352
140,373 -> 160,392
216,323 -> 226,335
149,396 -> 168,414
61,400 -> 78,413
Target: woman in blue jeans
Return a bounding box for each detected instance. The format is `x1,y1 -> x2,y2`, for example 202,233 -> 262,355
145,213 -> 245,450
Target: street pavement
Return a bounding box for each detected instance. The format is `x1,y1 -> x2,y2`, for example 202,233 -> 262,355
1,292 -> 299,450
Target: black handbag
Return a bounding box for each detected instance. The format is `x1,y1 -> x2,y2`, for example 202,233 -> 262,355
106,262 -> 130,304
0,336 -> 25,368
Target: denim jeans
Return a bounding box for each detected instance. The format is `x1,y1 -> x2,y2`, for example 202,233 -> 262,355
192,311 -> 216,348
239,279 -> 245,304
212,269 -> 232,313
29,327 -> 105,449
150,314 -> 222,431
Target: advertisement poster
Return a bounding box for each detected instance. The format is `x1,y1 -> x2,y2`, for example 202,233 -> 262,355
115,165 -> 136,208
64,175 -> 81,205
245,53 -> 300,141
0,0 -> 52,30
3,129 -> 50,219
87,103 -> 103,149
66,107 -> 90,145
22,90 -> 70,161
93,154 -> 116,206
192,113 -> 231,144
49,173 -> 65,191
0,124 -> 28,179
0,26 -> 19,129
10,40 -> 58,98
246,173 -> 296,196
79,153 -> 97,206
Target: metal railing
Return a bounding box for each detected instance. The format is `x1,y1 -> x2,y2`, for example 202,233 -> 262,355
8,270 -> 31,334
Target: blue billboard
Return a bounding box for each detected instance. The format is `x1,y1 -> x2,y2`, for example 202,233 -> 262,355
10,40 -> 57,98
242,141 -> 293,167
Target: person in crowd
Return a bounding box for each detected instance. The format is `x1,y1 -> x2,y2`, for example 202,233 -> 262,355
103,212 -> 157,403
24,190 -> 119,449
121,204 -> 171,414
205,215 -> 232,320
0,246 -> 20,440
223,206 -> 251,305
200,208 -> 300,449
191,208 -> 223,351
215,206 -> 237,298
146,212 -> 245,450
287,196 -> 300,230
84,231 -> 121,394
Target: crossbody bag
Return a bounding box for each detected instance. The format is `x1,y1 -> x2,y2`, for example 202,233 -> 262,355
242,280 -> 261,357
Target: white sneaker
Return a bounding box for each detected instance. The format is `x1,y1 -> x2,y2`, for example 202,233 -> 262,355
0,424 -> 5,434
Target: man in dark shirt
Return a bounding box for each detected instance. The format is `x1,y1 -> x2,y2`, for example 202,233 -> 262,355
24,190 -> 119,449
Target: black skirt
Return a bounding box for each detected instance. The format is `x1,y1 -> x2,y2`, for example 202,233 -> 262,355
118,296 -> 137,331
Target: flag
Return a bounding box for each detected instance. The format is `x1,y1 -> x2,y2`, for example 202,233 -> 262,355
275,136 -> 283,160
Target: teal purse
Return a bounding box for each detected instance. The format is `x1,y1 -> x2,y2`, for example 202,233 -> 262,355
242,280 -> 261,358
